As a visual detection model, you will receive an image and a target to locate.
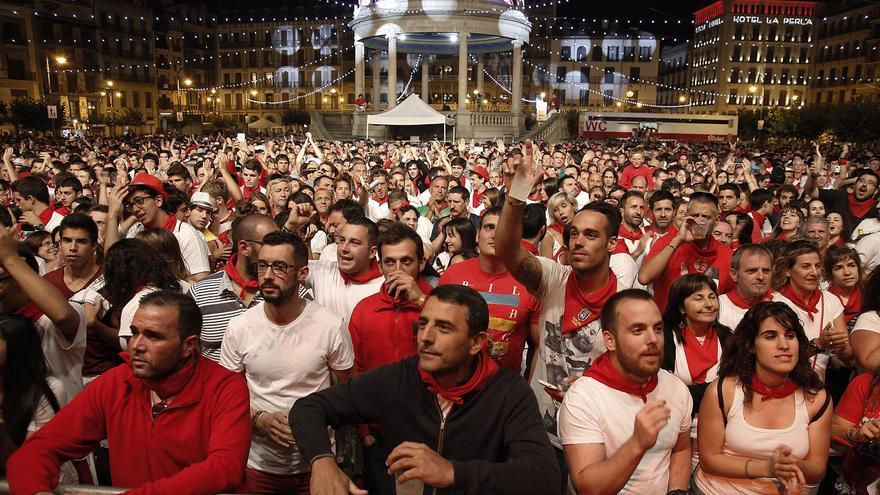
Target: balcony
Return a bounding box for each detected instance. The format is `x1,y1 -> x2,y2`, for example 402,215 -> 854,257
0,70 -> 37,81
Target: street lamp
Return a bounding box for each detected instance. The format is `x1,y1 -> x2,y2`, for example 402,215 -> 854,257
45,55 -> 67,99
678,95 -> 687,103
626,90 -> 635,98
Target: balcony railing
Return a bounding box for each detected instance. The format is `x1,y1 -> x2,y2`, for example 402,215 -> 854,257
0,70 -> 37,81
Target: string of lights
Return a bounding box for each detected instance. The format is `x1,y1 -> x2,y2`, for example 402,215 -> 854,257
245,61 -> 364,105
397,55 -> 422,103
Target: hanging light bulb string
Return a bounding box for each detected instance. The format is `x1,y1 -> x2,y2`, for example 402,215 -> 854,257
397,54 -> 422,102
245,58 -> 366,105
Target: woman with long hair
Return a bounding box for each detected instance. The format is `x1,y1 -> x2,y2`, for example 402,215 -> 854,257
245,191 -> 271,217
832,369 -> 880,494
21,230 -> 61,275
772,240 -> 851,382
852,267 -> 880,371
602,168 -> 618,191
695,302 -> 832,495
0,315 -> 77,482
725,211 -> 755,250
826,212 -> 848,247
772,206 -> 806,241
102,239 -> 181,349
442,217 -> 478,269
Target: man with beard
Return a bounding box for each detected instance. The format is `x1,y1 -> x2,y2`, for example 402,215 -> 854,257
642,191 -> 676,261
617,192 -> 648,261
638,192 -> 734,312
439,206 -> 541,374
558,289 -> 691,495
105,173 -> 210,281
188,214 -> 279,362
717,244 -> 773,330
496,140 -> 629,477
8,291 -> 252,495
220,231 -> 354,493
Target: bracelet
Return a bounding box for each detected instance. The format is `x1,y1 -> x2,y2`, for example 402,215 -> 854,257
668,243 -> 679,252
846,426 -> 862,443
309,453 -> 336,467
251,411 -> 264,431
744,459 -> 752,478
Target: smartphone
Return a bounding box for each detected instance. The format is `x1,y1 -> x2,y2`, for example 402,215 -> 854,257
236,132 -> 246,143
538,380 -> 559,391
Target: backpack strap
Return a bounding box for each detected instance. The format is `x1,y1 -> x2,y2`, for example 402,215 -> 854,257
717,379 -> 728,427
810,392 -> 831,424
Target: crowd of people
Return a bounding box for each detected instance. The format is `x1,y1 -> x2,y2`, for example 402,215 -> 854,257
0,130 -> 879,495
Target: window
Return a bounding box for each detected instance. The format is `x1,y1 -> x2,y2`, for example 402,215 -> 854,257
815,92 -> 822,104
576,46 -> 587,61
749,45 -> 758,62
603,90 -> 613,106
556,66 -> 566,83
224,73 -> 230,84
591,45 -> 603,61
560,46 -> 571,61
639,46 -> 651,61
766,46 -> 775,62
623,46 -> 635,61
145,92 -> 152,109
780,69 -> 790,85
580,67 -> 589,83
728,89 -> 737,105
629,67 -> 640,81
281,29 -> 288,44
732,45 -> 741,61
797,70 -> 805,85
224,94 -> 231,108
606,46 -> 619,61
730,68 -> 740,83
604,67 -> 614,83
133,91 -> 140,108
579,89 -> 588,105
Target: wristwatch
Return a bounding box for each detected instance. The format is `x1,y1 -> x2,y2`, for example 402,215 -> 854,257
808,338 -> 822,355
34,223 -> 45,231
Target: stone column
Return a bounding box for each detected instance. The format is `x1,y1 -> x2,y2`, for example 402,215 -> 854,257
477,56 -> 485,96
371,49 -> 381,109
457,32 -> 469,112
387,33 -> 398,109
511,40 -> 523,116
421,59 -> 429,102
354,41 -> 365,101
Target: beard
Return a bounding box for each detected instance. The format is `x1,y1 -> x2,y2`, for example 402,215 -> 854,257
617,345 -> 663,381
260,281 -> 297,304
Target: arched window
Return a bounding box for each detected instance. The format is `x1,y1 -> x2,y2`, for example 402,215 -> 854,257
576,46 -> 587,61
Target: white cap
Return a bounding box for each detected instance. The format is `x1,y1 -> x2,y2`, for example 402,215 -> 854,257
190,191 -> 217,211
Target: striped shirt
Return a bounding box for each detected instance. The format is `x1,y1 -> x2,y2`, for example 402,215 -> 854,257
188,270 -> 314,363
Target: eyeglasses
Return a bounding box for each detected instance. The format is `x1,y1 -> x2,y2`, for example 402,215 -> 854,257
40,240 -> 59,251
243,239 -> 264,246
253,261 -> 296,275
125,195 -> 155,211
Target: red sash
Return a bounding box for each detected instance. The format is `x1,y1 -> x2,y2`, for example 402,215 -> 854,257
224,254 -> 258,299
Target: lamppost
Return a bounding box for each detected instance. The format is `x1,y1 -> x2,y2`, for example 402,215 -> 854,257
749,83 -> 766,141
45,55 -> 67,100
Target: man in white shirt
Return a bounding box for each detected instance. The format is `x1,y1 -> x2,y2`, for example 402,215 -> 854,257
0,226 -> 86,405
220,231 -> 354,493
559,289 -> 691,495
718,244 -> 773,331
318,199 -> 365,262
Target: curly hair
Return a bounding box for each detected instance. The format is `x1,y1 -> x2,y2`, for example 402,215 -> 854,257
719,301 -> 823,403
103,238 -> 181,307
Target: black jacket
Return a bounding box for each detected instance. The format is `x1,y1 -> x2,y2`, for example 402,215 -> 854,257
290,356 -> 560,495
661,324 -> 733,416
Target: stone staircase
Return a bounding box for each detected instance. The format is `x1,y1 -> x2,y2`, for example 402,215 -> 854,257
310,112 -> 357,141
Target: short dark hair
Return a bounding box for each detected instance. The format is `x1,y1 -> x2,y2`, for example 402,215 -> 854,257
139,290 -> 203,340
600,289 -> 654,335
749,188 -> 773,210
328,199 -> 366,221
231,213 -> 276,247
427,284 -> 489,337
345,216 -> 379,247
59,213 -> 98,244
620,191 -> 644,208
522,203 -> 546,239
378,222 -> 424,261
718,183 -> 741,197
448,185 -> 470,201
565,201 -> 621,245
261,230 -> 309,267
12,176 -> 50,204
166,163 -> 192,181
648,190 -> 675,210
58,176 -> 83,194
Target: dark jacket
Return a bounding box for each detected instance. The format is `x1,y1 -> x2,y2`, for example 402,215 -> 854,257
661,324 -> 733,416
290,356 -> 560,495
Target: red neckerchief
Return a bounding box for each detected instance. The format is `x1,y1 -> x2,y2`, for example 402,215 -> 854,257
832,237 -> 845,246
121,352 -> 197,400
677,238 -> 720,274
418,350 -> 499,405
520,240 -> 539,255
371,194 -> 388,205
584,352 -> 658,403
224,254 -> 258,299
612,240 -> 630,255
829,286 -> 862,323
16,303 -> 45,321
161,214 -> 178,233
779,283 -> 821,321
847,194 -> 874,219
618,224 -> 643,242
55,205 -> 71,216
379,279 -> 434,309
471,190 -> 483,209
37,206 -> 56,225
339,259 -> 383,285
751,375 -> 799,401
726,289 -> 772,310
242,184 -> 261,199
548,223 -> 565,234
682,325 -> 719,384
562,270 -> 617,335
776,232 -> 790,241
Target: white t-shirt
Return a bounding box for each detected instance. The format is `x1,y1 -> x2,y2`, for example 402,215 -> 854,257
219,301 -> 354,475
306,260 -> 384,324
366,199 -> 390,222
117,286 -> 162,341
319,242 -> 338,262
717,293 -> 749,332
772,290 -> 843,382
44,209 -> 65,233
530,257 -> 629,448
559,369 -> 692,494
28,377 -> 78,483
127,219 -> 211,276
853,218 -> 880,276
853,311 -> 880,336
35,302 -> 87,405
610,252 -> 637,290
415,216 -> 433,245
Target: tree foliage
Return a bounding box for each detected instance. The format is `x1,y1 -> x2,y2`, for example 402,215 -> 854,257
738,102 -> 880,143
8,98 -> 66,131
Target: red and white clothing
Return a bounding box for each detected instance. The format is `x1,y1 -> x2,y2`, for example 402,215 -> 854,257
306,260 -> 384,324
220,301 -> 354,475
772,289 -> 843,382
559,369 -> 691,494
32,303 -> 87,405
852,310 -> 880,340
529,257 -> 627,447
610,251 -> 638,290
718,291 -> 771,332
694,384 -> 813,495
618,165 -> 654,189
37,206 -> 65,233
835,372 -> 880,430
127,218 -> 210,277
366,198 -> 390,222
438,258 -> 540,373
653,238 -> 734,313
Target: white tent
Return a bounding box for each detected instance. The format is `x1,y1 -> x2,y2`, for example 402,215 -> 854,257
248,117 -> 283,131
366,94 -> 447,140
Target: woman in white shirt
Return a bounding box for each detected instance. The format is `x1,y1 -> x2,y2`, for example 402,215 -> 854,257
695,302 -> 832,495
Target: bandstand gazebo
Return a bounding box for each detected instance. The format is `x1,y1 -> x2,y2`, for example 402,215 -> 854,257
348,0 -> 531,139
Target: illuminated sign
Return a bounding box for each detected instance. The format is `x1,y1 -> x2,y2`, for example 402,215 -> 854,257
695,17 -> 723,33
732,16 -> 813,25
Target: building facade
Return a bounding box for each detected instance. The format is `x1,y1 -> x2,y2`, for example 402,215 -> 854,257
658,42 -> 690,106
